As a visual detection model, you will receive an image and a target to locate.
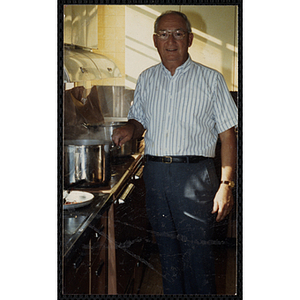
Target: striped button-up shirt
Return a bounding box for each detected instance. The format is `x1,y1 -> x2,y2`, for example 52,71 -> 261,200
128,56 -> 238,157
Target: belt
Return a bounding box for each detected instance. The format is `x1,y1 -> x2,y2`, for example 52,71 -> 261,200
145,155 -> 208,164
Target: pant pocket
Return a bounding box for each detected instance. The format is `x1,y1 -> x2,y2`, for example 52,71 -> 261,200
183,160 -> 218,203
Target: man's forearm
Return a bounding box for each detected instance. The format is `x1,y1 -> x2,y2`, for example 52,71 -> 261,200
128,119 -> 145,140
219,127 -> 237,182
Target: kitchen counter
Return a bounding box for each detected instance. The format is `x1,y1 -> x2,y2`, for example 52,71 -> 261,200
63,154 -> 144,260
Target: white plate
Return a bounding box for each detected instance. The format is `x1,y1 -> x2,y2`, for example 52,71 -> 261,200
63,191 -> 94,209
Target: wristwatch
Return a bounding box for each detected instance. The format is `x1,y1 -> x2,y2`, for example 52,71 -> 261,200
220,180 -> 235,189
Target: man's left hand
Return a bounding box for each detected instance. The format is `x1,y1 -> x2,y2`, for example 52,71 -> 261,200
211,185 -> 234,222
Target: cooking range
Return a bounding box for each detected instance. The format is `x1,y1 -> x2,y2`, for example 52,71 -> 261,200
62,145 -> 149,294
61,80 -> 153,294
63,153 -> 144,254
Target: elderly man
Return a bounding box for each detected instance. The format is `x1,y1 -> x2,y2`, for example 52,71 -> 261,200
112,11 -> 238,294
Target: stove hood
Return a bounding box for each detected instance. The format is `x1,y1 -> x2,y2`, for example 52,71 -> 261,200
64,46 -> 122,83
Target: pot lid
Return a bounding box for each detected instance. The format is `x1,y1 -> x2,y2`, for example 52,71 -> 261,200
64,46 -> 122,82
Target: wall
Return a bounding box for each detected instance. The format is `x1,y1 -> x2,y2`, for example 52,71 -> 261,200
91,5 -> 238,91
92,5 -> 125,86
125,5 -> 238,91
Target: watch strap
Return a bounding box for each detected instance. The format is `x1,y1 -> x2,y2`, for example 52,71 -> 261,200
220,180 -> 235,188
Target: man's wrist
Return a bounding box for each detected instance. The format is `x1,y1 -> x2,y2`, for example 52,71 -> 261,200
220,180 -> 235,189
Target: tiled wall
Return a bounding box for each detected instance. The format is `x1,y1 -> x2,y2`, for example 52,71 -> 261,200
92,5 -> 125,86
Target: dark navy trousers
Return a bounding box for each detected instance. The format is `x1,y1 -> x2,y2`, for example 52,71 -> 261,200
143,158 -> 219,294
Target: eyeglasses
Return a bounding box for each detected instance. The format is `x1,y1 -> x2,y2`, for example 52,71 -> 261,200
154,29 -> 188,40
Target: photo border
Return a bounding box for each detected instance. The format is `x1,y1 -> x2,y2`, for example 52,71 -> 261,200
57,1 -> 243,299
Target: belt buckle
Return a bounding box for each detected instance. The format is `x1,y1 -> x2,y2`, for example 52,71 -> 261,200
162,156 -> 172,164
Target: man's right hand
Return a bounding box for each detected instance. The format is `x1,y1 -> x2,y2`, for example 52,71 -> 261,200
111,123 -> 135,146
112,119 -> 145,146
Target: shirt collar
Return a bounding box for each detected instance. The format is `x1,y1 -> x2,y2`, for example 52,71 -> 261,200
160,55 -> 192,76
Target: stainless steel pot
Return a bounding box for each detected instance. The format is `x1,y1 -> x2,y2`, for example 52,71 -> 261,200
64,139 -> 111,188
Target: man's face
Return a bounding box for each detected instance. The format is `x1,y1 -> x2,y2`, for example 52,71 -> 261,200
153,13 -> 193,72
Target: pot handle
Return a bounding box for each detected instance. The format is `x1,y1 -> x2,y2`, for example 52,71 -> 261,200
110,141 -> 121,152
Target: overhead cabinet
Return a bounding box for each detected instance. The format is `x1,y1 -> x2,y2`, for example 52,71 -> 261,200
64,5 -> 98,49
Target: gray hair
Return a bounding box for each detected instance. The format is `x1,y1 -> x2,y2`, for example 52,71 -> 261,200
154,11 -> 192,33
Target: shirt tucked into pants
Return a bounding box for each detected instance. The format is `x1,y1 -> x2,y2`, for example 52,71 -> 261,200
143,157 -> 219,294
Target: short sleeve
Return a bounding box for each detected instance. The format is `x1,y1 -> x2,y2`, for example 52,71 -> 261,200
213,73 -> 238,133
